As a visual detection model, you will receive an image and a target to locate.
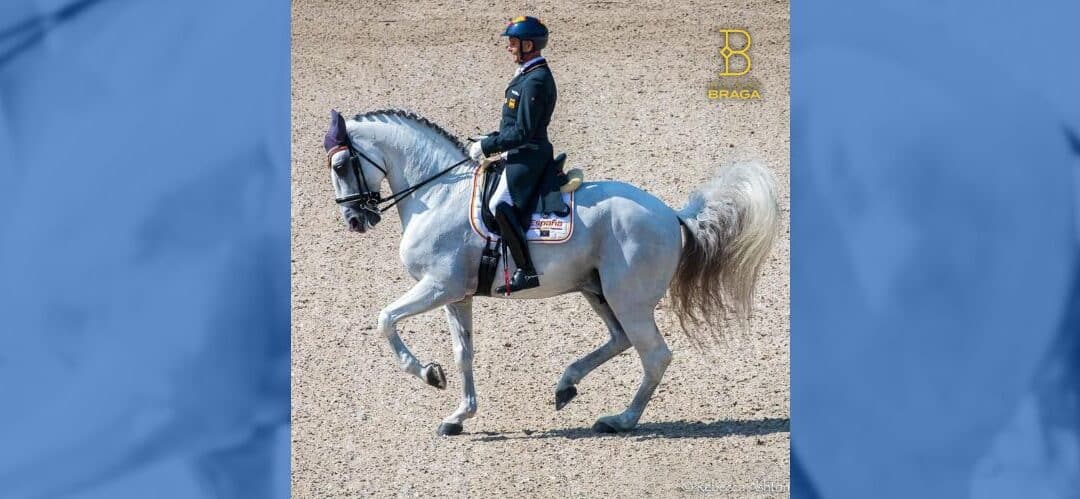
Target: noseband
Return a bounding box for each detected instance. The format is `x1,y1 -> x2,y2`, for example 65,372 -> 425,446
328,144 -> 386,212
327,142 -> 472,214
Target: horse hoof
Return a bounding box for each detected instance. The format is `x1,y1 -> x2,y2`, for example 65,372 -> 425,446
592,420 -> 619,433
437,423 -> 463,436
423,363 -> 447,390
555,386 -> 577,410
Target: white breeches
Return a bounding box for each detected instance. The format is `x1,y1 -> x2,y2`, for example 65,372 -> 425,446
488,168 -> 515,212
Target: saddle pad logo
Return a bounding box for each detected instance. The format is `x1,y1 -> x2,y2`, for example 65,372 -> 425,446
507,98 -> 517,109
530,219 -> 565,233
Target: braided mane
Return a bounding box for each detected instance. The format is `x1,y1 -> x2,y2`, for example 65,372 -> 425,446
353,109 -> 466,153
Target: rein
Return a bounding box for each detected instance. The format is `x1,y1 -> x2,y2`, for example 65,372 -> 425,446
329,144 -> 472,213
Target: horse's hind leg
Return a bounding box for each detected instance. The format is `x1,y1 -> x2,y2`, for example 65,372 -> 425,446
377,276 -> 463,390
437,298 -> 476,436
554,291 -> 631,410
592,303 -> 672,433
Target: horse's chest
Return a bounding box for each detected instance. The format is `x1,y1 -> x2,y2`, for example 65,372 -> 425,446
398,220 -> 475,278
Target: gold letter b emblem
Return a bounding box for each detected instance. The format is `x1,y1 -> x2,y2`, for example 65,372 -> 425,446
718,29 -> 751,76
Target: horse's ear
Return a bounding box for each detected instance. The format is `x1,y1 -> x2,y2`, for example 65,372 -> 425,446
323,109 -> 349,152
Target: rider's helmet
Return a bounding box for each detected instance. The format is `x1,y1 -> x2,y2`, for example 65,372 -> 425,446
502,16 -> 548,51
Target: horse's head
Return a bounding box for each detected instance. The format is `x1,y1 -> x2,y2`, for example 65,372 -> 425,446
324,109 -> 385,233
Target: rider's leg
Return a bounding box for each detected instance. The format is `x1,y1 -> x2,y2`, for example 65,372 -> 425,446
493,201 -> 540,293
487,172 -> 540,293
487,166 -> 513,214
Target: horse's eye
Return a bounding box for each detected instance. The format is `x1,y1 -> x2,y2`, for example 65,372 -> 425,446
329,149 -> 351,171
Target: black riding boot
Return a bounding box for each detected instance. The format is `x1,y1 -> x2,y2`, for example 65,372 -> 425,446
493,202 -> 540,294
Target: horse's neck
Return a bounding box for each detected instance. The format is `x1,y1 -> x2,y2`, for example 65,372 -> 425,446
370,122 -> 468,227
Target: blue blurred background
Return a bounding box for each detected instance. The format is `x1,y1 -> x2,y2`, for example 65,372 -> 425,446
3,0 -> 1079,497
0,1 -> 289,497
793,1 -> 1080,497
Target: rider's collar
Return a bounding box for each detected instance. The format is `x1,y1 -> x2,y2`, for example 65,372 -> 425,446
514,56 -> 546,76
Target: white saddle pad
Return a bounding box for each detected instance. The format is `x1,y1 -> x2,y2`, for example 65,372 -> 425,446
468,166 -> 575,244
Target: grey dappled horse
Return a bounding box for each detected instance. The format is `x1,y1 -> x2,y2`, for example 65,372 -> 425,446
324,109 -> 780,435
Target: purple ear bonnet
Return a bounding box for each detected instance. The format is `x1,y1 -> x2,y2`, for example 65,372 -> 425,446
323,109 -> 349,152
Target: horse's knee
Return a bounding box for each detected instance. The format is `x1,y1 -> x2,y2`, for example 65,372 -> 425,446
377,310 -> 394,337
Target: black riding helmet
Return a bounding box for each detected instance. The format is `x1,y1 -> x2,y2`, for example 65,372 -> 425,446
502,16 -> 548,51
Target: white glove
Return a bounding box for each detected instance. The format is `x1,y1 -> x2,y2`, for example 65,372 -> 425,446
468,141 -> 485,161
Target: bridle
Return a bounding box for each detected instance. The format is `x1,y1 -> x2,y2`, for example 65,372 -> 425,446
327,143 -> 471,214
328,143 -> 386,213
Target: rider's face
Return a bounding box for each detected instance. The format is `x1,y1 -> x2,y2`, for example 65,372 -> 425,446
506,38 -> 532,63
506,38 -> 521,62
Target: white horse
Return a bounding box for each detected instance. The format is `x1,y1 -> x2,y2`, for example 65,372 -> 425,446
323,109 -> 780,435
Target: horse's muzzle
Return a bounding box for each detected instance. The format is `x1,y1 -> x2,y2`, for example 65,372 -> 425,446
348,215 -> 366,233
346,207 -> 381,233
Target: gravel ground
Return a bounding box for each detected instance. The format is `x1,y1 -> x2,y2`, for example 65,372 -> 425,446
292,1 -> 789,496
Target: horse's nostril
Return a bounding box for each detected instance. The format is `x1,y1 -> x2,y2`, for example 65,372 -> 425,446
348,217 -> 362,231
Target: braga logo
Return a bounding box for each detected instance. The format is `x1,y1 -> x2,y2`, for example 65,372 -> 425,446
706,27 -> 762,101
717,29 -> 752,77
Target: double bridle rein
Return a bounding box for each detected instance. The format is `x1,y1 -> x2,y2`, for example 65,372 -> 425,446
327,143 -> 471,214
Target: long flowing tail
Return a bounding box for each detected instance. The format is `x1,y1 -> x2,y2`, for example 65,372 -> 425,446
670,162 -> 781,340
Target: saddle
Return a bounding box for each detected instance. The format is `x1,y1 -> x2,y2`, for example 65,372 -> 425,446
479,152 -> 581,236
474,153 -> 582,296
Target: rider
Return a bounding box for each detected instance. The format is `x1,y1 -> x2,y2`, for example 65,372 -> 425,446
467,15 -> 557,294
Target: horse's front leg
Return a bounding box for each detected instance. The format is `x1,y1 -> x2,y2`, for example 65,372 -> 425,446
378,276 -> 463,389
436,297 -> 475,436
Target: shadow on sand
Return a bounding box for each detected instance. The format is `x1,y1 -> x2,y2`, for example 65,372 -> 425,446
470,417 -> 789,442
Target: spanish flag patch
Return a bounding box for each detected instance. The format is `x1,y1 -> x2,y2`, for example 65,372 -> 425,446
507,98 -> 517,109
